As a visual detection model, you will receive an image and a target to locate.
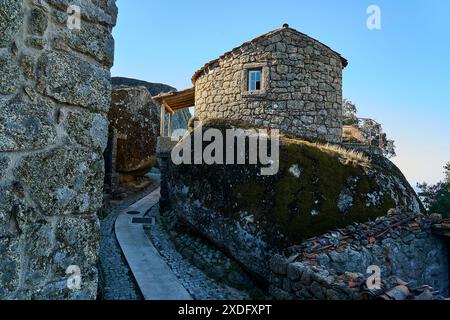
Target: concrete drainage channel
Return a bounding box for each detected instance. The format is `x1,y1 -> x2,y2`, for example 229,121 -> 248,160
129,207 -> 157,225
131,217 -> 154,224
114,188 -> 193,300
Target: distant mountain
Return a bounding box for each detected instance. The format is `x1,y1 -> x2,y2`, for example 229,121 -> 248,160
112,77 -> 176,96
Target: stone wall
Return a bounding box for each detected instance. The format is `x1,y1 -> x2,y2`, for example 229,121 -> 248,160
0,0 -> 117,299
194,26 -> 344,143
166,220 -> 264,297
269,212 -> 449,300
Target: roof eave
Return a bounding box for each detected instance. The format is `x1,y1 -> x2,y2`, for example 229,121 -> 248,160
191,26 -> 348,84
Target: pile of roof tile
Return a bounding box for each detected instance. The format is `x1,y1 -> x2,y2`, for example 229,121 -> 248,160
274,211 -> 450,300
287,210 -> 430,259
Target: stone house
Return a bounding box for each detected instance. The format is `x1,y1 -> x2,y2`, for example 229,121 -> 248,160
156,24 -> 347,143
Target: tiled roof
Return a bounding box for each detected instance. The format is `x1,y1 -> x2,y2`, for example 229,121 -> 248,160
191,25 -> 348,84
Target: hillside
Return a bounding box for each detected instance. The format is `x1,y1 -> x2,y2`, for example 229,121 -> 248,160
112,77 -> 176,96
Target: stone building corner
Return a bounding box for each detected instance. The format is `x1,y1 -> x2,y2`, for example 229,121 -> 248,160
0,0 -> 117,299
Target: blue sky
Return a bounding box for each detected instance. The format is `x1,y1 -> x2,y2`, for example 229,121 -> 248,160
112,0 -> 450,186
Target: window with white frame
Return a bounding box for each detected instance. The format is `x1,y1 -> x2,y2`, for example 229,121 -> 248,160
248,69 -> 262,91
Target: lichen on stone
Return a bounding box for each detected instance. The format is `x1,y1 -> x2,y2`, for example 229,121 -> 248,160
64,109 -> 109,152
0,52 -> 20,95
37,51 -> 112,112
108,86 -> 160,174
0,0 -> 24,47
16,146 -> 104,215
289,164 -> 302,178
0,99 -> 57,151
28,8 -> 48,36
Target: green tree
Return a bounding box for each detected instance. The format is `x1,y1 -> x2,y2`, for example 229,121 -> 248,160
383,139 -> 397,159
417,162 -> 450,217
343,99 -> 358,125
343,99 -> 358,118
430,186 -> 450,216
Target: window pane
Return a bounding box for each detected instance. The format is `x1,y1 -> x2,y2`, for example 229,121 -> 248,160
248,69 -> 262,91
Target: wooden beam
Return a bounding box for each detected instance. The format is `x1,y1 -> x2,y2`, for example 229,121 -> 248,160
168,113 -> 173,138
163,101 -> 175,115
154,87 -> 195,112
160,104 -> 166,137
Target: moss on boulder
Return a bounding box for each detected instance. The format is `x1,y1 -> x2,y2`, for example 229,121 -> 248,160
167,119 -> 423,278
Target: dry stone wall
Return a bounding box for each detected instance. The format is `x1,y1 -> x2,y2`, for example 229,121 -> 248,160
0,0 -> 117,299
194,27 -> 344,143
269,212 -> 449,300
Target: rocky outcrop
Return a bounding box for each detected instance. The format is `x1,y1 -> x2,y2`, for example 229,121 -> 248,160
112,77 -> 176,96
166,119 -> 424,280
109,87 -> 160,175
112,76 -> 191,134
0,0 -> 117,299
